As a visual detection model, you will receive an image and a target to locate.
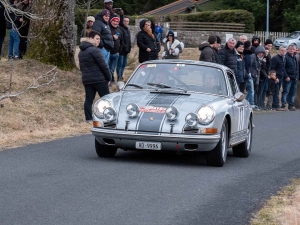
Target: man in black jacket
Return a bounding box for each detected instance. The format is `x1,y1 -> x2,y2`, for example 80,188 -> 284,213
92,9 -> 113,64
270,46 -> 287,110
281,44 -> 299,111
78,30 -> 111,122
219,38 -> 237,74
116,16 -> 131,81
199,35 -> 217,63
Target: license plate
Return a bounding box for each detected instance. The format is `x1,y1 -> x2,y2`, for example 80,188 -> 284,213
135,142 -> 162,150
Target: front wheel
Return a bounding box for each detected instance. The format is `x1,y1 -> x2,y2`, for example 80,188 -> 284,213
95,139 -> 117,157
206,120 -> 228,167
232,119 -> 252,157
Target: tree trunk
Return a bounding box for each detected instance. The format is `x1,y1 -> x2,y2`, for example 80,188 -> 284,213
27,0 -> 77,69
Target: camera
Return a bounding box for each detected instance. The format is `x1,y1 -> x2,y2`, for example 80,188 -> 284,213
114,8 -> 122,12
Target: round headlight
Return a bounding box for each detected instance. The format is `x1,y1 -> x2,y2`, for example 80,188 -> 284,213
103,107 -> 116,121
126,103 -> 139,118
185,113 -> 199,127
94,100 -> 111,119
197,106 -> 215,125
165,106 -> 179,121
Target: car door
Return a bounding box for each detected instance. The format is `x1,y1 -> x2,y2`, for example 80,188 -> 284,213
227,71 -> 246,133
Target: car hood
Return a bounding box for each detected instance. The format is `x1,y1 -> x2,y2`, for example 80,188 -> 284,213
109,91 -> 227,132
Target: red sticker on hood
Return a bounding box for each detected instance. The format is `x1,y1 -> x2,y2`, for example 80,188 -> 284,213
140,106 -> 166,113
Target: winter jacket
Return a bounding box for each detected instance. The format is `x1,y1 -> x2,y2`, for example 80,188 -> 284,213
92,13 -> 114,51
213,48 -> 221,65
78,38 -> 111,84
285,52 -> 299,80
162,39 -> 183,59
267,77 -> 275,96
259,59 -> 268,81
235,49 -> 246,84
137,19 -> 160,63
243,49 -> 253,76
109,24 -> 123,54
118,25 -> 131,55
219,43 -> 237,73
270,54 -> 287,79
199,43 -> 215,62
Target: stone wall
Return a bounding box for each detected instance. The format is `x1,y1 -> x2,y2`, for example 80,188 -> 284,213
128,25 -> 256,48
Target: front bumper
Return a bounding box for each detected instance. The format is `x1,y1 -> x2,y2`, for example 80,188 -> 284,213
91,128 -> 220,152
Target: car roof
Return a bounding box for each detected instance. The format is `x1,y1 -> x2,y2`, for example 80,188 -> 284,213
143,60 -> 230,71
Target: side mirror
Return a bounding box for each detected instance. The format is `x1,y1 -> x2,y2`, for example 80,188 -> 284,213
234,92 -> 245,102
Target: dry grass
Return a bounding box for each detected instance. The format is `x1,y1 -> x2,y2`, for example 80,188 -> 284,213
251,179 -> 300,225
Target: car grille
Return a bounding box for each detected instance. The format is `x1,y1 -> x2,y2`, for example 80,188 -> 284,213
103,122 -> 117,128
183,127 -> 199,134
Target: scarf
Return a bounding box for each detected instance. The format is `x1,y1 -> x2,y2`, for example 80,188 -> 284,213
143,26 -> 154,39
167,39 -> 180,50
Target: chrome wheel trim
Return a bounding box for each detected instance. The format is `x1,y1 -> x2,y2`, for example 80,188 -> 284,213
221,123 -> 227,161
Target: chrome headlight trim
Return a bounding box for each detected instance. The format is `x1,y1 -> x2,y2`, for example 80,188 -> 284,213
103,107 -> 117,122
94,100 -> 111,119
126,103 -> 140,118
185,113 -> 199,127
165,106 -> 179,121
197,106 -> 215,125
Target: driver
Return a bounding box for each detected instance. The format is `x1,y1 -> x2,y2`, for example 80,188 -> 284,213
153,71 -> 171,84
202,73 -> 218,94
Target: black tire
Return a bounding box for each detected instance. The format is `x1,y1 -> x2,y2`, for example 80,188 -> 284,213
95,138 -> 117,157
232,119 -> 252,157
206,120 -> 228,167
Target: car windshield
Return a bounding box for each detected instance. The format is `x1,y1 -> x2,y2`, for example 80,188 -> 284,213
287,32 -> 300,38
124,63 -> 228,95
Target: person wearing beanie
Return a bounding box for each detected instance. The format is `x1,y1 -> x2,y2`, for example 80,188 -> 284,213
81,16 -> 95,37
162,30 -> 184,59
250,35 -> 261,53
234,41 -> 246,93
108,15 -> 123,84
92,9 -> 114,63
264,39 -> 273,49
199,35 -> 217,62
137,19 -> 160,63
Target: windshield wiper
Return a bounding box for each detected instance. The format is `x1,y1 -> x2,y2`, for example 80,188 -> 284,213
126,83 -> 144,89
147,83 -> 187,93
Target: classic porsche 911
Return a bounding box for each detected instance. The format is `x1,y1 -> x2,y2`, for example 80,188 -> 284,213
91,60 -> 253,167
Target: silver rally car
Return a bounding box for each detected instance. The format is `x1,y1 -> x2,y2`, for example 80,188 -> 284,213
91,60 -> 253,167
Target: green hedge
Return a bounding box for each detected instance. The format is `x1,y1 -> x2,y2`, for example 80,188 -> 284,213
164,10 -> 254,33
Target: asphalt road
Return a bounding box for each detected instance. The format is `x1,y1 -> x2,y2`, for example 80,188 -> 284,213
1,111 -> 300,225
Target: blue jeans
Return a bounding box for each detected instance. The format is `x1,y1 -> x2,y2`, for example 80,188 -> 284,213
272,78 -> 283,108
0,35 -> 5,57
8,29 -> 20,58
109,53 -> 119,82
246,77 -> 255,105
101,47 -> 110,64
116,54 -> 128,79
281,79 -> 298,109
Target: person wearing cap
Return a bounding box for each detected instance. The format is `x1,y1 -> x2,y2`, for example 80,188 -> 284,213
199,35 -> 217,63
92,9 -> 114,64
78,30 -> 111,123
162,30 -> 183,59
137,19 -> 160,63
103,0 -> 124,22
235,41 -> 246,93
81,16 -> 95,37
108,16 -> 123,84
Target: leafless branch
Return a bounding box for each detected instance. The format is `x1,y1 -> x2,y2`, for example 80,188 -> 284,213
0,66 -> 58,102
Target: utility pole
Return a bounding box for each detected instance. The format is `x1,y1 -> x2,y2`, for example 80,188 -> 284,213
266,0 -> 269,39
